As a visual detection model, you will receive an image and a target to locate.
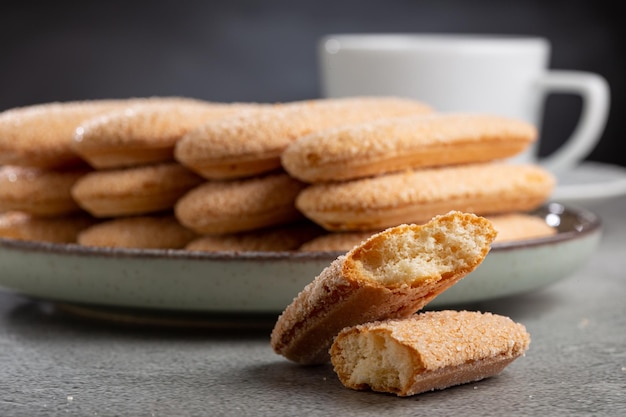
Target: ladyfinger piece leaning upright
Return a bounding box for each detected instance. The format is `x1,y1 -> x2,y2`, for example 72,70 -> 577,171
270,211 -> 497,365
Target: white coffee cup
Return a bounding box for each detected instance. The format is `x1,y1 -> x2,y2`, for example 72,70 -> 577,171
318,33 -> 610,173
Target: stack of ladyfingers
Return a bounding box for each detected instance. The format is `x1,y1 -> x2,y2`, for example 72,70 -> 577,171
0,97 -> 254,248
67,96 -> 249,249
281,112 -> 557,250
0,95 -> 557,249
172,96 -> 434,250
0,99 -> 131,243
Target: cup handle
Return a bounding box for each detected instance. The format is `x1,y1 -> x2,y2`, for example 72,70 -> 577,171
536,70 -> 610,173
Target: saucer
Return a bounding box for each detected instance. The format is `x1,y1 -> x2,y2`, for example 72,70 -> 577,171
550,161 -> 626,205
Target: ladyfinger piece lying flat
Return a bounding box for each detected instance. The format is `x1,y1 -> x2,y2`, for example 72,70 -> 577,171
71,162 -> 204,217
72,99 -> 261,169
330,310 -> 530,396
174,96 -> 432,180
282,113 -> 537,183
77,215 -> 197,249
0,211 -> 97,243
0,165 -> 88,217
0,99 -> 145,169
270,211 -> 497,365
296,162 -> 556,232
175,172 -> 307,235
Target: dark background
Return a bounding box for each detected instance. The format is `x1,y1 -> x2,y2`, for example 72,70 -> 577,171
1,0 -> 623,167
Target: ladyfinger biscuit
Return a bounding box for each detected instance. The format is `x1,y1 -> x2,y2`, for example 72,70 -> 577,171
282,113 -> 537,183
270,211 -> 497,365
296,163 -> 556,232
71,162 -> 204,217
77,215 -> 197,249
330,310 -> 530,396
0,211 -> 97,243
72,99 -> 262,169
185,222 -> 324,252
175,172 -> 307,235
0,99 -> 143,169
0,165 -> 88,217
486,213 -> 557,242
174,97 -> 432,180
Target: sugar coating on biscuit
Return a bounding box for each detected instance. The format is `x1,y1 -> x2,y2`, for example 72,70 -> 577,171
0,211 -> 96,243
0,99 -> 148,168
299,163 -> 553,210
0,165 -> 87,216
71,163 -> 204,217
178,97 -> 431,157
175,172 -> 307,235
296,163 -> 556,231
282,113 -> 537,182
330,310 -> 530,396
174,97 -> 432,178
72,99 -> 261,168
78,215 -> 196,249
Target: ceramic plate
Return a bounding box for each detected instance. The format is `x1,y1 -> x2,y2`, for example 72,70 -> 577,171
0,203 -> 601,314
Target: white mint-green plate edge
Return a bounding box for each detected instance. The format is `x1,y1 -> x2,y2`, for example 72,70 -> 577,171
0,203 -> 602,313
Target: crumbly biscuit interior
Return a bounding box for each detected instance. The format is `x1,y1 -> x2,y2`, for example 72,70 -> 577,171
351,215 -> 491,286
342,329 -> 418,394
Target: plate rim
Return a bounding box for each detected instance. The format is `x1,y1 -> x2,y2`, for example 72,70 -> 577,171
0,203 -> 602,260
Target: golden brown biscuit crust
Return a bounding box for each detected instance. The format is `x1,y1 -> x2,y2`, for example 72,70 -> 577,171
0,165 -> 88,216
330,310 -> 530,396
175,97 -> 432,180
282,113 -> 537,183
77,215 -> 196,249
0,211 -> 97,243
72,99 -> 261,169
71,162 -> 204,217
296,163 -> 555,231
175,172 -> 307,235
0,99 -> 144,168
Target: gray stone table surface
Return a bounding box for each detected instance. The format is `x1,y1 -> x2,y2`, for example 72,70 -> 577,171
1,197 -> 625,417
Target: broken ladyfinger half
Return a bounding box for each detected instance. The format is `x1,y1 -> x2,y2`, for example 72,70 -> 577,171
330,310 -> 530,396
